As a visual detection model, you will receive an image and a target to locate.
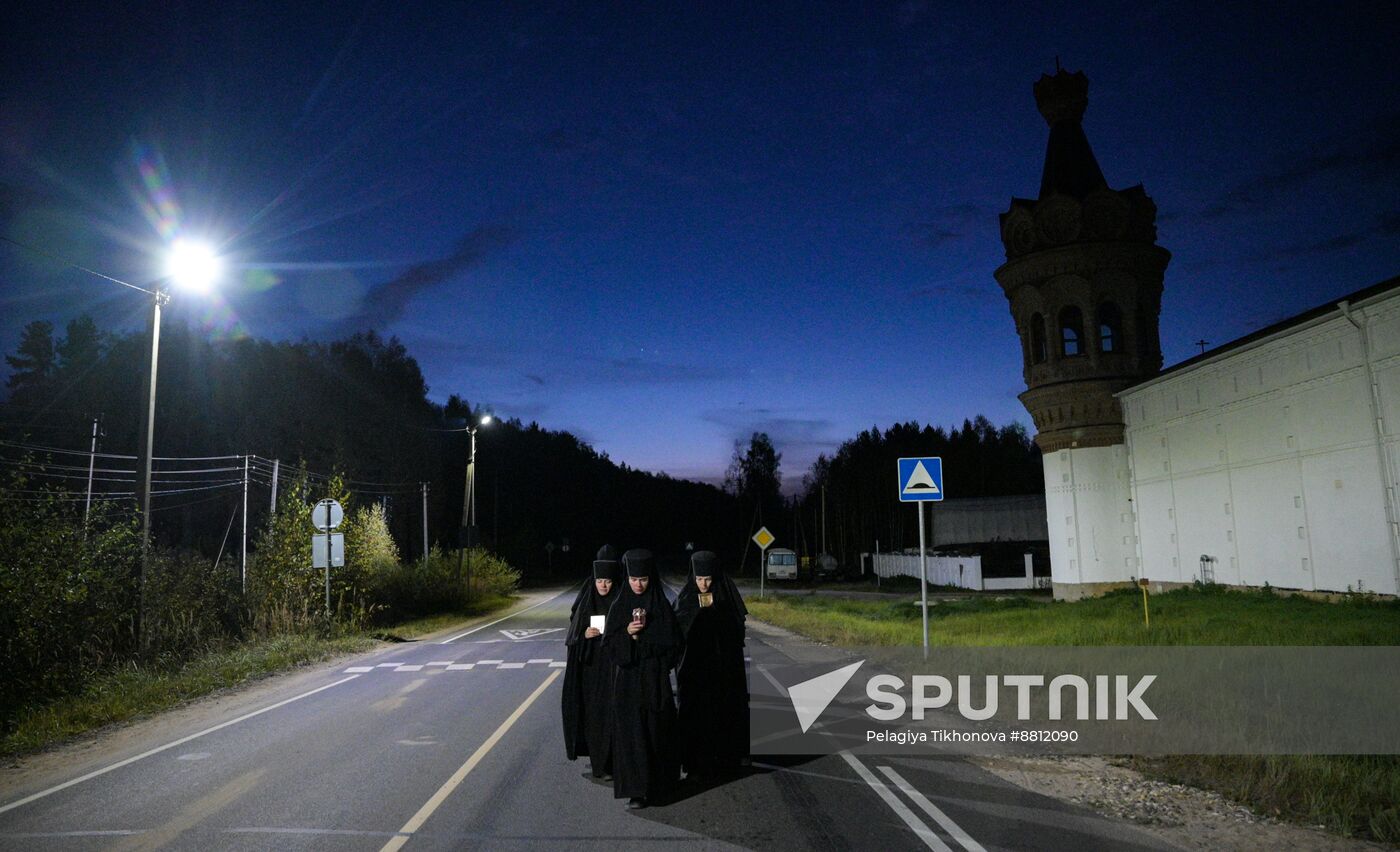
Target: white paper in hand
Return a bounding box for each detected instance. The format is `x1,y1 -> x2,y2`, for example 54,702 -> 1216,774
589,615 -> 605,632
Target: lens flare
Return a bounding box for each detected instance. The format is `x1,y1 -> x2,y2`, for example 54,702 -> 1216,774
166,239 -> 222,293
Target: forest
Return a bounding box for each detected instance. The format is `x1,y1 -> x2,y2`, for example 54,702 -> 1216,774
5,314 -> 1044,578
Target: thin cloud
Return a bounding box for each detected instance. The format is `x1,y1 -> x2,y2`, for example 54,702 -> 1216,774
1199,113 -> 1400,221
328,224 -> 518,335
903,203 -> 984,249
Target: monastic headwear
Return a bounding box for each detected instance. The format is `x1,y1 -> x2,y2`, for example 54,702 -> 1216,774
593,544 -> 621,582
690,550 -> 717,577
623,548 -> 654,578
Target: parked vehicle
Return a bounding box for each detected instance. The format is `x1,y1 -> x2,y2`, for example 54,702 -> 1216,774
765,548 -> 798,580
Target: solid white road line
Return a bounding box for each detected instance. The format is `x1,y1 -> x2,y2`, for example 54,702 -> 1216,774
0,675 -> 361,816
878,766 -> 987,852
379,670 -> 562,852
756,656 -> 949,850
840,752 -> 952,852
439,594 -> 561,644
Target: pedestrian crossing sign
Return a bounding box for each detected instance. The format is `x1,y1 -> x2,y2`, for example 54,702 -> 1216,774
897,457 -> 944,502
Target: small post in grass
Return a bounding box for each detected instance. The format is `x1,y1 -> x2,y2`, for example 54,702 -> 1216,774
1138,577 -> 1150,628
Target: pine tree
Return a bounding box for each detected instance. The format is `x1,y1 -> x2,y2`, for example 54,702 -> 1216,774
5,319 -> 56,394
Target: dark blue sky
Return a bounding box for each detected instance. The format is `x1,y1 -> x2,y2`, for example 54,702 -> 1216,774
3,1 -> 1397,490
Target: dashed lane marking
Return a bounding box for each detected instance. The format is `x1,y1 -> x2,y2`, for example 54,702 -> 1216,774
345,660 -> 564,673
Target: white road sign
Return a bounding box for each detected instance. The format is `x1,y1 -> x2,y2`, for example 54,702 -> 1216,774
312,499 -> 344,531
312,532 -> 344,568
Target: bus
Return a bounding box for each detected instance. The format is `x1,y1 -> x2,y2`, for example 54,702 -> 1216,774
765,548 -> 798,580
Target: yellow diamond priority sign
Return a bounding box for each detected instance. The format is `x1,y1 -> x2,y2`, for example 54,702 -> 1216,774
752,526 -> 775,549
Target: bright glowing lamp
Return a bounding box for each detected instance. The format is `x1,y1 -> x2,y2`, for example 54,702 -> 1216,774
480,414 -> 493,425
165,239 -> 222,293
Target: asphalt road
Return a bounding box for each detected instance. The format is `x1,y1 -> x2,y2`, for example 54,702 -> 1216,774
0,585 -> 1175,851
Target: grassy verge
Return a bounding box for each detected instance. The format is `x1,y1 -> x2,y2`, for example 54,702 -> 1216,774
745,585 -> 1400,843
1,595 -> 518,758
1129,755 -> 1400,843
745,585 -> 1400,645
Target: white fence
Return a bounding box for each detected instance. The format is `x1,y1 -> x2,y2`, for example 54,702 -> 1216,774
871,552 -> 1040,591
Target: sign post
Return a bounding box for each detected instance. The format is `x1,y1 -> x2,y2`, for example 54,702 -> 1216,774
897,457 -> 944,658
753,526 -> 775,598
312,498 -> 344,616
1139,577 -> 1150,628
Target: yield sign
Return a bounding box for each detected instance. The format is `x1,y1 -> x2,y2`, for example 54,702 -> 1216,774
500,628 -> 563,641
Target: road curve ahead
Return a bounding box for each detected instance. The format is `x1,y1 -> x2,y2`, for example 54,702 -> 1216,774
0,587 -> 1173,851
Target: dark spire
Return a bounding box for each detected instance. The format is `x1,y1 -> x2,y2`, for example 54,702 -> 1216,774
1034,67 -> 1107,199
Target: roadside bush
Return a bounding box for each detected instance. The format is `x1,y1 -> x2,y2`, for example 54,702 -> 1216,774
0,468 -> 235,727
3,463 -> 522,732
366,546 -> 520,622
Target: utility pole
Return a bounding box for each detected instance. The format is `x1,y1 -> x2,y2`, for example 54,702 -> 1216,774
421,482 -> 429,570
241,455 -> 249,594
269,458 -> 280,516
135,289 -> 168,652
84,416 -> 100,525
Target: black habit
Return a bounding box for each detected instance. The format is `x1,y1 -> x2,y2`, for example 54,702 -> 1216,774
674,550 -> 749,777
603,548 -> 681,801
561,545 -> 622,776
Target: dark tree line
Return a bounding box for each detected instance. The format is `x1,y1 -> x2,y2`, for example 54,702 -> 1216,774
2,315 -> 741,579
791,417 -> 1044,570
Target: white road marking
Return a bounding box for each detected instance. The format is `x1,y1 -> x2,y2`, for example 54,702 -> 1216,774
345,666 -> 374,672
841,751 -> 951,851
479,659 -> 504,665
446,664 -> 475,670
499,662 -> 525,669
0,830 -> 147,838
549,661 -> 567,668
0,675 -> 360,816
394,665 -> 424,672
379,670 -> 561,852
425,661 -> 453,666
439,595 -> 559,643
500,627 -> 564,640
376,663 -> 404,668
879,766 -> 986,852
527,658 -> 551,664
752,659 -> 955,851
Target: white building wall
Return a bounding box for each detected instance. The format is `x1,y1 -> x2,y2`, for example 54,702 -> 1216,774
1120,289 -> 1400,596
1043,444 -> 1136,593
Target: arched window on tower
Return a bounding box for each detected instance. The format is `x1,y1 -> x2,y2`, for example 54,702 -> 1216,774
1030,313 -> 1047,364
1059,306 -> 1084,357
1098,302 -> 1122,353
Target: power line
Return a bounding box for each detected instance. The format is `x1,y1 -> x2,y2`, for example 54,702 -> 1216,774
0,234 -> 157,296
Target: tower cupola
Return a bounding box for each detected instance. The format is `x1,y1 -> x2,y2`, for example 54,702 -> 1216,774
995,68 -> 1170,453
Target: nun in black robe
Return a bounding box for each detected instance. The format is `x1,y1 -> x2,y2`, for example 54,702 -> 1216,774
674,550 -> 749,780
603,548 -> 681,809
562,545 -> 623,779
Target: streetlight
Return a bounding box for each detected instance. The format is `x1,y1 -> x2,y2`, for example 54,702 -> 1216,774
457,413 -> 492,601
135,238 -> 223,648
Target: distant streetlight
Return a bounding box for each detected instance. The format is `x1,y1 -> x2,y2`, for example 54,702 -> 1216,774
457,413 -> 493,600
135,238 -> 223,647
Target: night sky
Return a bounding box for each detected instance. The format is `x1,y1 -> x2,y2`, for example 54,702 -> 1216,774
3,1 -> 1397,490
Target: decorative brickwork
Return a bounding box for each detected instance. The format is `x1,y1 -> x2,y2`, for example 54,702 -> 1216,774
995,69 -> 1169,453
